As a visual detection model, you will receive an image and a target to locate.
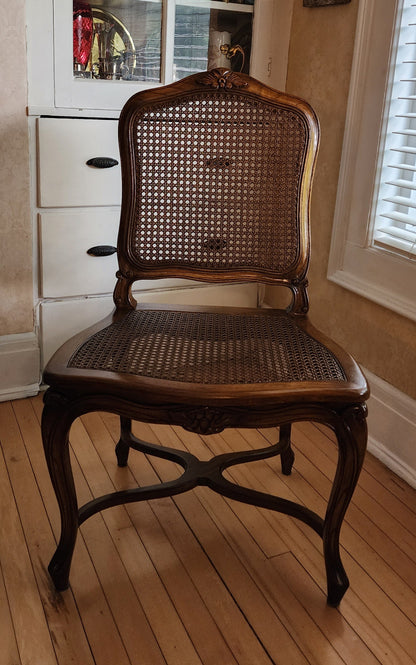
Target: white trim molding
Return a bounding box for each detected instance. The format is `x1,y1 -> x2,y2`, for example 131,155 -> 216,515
365,367 -> 416,489
0,333 -> 40,402
327,0 -> 416,321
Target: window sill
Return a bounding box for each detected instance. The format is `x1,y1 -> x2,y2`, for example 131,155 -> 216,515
328,242 -> 416,322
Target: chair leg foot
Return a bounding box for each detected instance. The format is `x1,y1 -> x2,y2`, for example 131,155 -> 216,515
326,570 -> 349,607
279,424 -> 294,475
115,417 -> 132,467
281,445 -> 295,476
48,551 -> 73,591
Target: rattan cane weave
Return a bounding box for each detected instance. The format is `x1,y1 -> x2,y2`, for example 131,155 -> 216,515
68,309 -> 346,384
129,92 -> 307,274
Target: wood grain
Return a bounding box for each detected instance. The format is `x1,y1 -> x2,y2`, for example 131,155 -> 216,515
2,394 -> 416,664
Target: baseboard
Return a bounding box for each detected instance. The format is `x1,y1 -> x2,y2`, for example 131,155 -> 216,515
364,368 -> 416,489
0,332 -> 40,402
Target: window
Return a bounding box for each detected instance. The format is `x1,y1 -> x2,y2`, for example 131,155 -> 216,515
372,0 -> 416,258
328,0 -> 416,321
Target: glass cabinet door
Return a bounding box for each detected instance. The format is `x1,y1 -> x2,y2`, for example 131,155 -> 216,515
73,0 -> 163,82
27,0 -> 279,114
172,1 -> 253,80
70,0 -> 254,99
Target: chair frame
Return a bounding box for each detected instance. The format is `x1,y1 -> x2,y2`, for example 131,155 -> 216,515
42,69 -> 368,607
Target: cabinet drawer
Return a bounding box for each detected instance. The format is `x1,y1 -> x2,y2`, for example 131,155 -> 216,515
40,210 -> 201,298
40,210 -> 119,297
38,117 -> 121,207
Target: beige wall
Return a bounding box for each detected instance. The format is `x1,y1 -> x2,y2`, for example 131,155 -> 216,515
267,0 -> 416,400
0,0 -> 33,335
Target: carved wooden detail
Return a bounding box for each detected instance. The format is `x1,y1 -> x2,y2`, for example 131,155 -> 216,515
197,68 -> 248,90
43,388 -> 71,409
113,270 -> 137,309
170,406 -> 233,435
288,277 -> 309,316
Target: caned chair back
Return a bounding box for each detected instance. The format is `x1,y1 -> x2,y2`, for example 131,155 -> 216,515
115,69 -> 319,312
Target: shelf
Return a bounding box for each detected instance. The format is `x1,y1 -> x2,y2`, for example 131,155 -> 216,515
100,0 -> 254,9
176,0 -> 254,13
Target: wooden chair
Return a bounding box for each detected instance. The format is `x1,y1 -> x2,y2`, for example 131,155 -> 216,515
42,68 -> 368,606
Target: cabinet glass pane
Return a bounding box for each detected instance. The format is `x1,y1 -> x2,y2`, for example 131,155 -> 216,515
73,0 -> 162,82
173,2 -> 254,80
72,1 -> 254,85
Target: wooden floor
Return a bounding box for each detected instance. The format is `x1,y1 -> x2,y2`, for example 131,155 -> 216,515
1,396 -> 416,664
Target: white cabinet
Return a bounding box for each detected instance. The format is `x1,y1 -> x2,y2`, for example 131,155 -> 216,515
27,0 -> 288,368
36,117 -> 257,365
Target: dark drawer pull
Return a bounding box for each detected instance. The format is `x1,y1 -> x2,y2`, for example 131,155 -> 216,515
87,245 -> 117,257
86,157 -> 119,168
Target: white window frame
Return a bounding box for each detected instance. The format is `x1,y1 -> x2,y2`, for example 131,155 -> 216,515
327,0 -> 416,322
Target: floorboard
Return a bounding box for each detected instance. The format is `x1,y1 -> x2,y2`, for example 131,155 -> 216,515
0,395 -> 415,664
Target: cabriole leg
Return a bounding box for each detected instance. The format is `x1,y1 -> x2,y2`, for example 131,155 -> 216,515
115,417 -> 133,467
41,391 -> 79,591
279,423 -> 295,475
324,404 -> 367,606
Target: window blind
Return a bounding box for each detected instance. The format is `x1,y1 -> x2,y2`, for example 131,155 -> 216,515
373,0 -> 416,258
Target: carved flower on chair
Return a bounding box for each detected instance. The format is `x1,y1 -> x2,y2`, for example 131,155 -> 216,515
171,406 -> 232,435
197,69 -> 247,90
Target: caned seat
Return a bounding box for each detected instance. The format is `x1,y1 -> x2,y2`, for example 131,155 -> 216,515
42,68 -> 368,606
